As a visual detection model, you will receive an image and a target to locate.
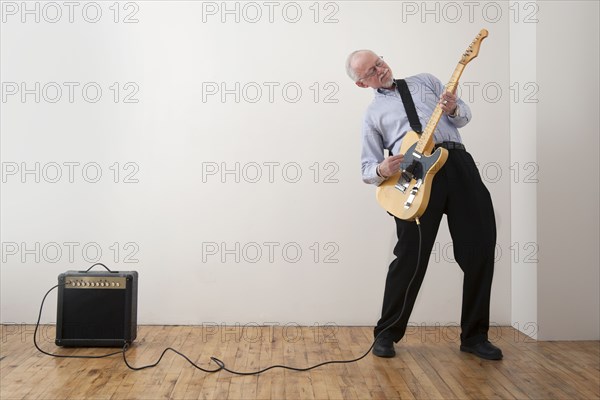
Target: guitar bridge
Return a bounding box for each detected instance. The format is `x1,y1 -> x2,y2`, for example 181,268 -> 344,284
395,159 -> 422,194
404,179 -> 422,209
394,170 -> 414,193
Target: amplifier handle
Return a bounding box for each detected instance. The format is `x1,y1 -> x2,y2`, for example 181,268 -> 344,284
81,263 -> 117,273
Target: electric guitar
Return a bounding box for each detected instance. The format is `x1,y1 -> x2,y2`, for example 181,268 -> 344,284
376,29 -> 489,221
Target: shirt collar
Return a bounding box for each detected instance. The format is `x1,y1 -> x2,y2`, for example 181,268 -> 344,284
375,81 -> 398,96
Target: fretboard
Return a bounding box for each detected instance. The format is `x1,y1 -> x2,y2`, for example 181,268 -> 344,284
415,63 -> 466,154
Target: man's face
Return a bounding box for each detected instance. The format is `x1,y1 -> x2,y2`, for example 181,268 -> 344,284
352,51 -> 394,89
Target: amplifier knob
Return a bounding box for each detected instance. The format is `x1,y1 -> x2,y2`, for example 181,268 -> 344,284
116,282 -> 120,287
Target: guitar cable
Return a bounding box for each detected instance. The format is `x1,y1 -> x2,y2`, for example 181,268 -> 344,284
33,218 -> 423,375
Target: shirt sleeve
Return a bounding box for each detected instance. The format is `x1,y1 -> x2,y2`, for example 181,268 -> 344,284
423,73 -> 472,128
361,116 -> 387,186
447,100 -> 471,128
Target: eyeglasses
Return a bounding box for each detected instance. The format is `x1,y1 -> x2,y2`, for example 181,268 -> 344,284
358,56 -> 385,82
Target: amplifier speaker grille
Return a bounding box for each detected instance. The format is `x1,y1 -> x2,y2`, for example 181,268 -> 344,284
55,270 -> 138,347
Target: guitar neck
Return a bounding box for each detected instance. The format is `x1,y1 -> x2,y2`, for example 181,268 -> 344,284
415,63 -> 466,153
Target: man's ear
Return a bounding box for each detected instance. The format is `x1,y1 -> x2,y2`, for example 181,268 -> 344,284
355,81 -> 368,89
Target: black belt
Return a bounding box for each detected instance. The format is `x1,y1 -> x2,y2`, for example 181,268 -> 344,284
434,141 -> 465,151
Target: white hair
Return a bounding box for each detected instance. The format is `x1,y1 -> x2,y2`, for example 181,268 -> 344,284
345,49 -> 377,81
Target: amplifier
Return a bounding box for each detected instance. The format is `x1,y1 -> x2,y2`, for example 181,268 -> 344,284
55,270 -> 138,347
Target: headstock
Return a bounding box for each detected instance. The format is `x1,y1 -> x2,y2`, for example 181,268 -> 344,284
460,29 -> 489,65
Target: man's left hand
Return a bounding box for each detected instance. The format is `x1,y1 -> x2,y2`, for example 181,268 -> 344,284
439,92 -> 458,115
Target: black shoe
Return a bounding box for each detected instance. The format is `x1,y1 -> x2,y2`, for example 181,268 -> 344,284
460,340 -> 503,360
372,335 -> 396,358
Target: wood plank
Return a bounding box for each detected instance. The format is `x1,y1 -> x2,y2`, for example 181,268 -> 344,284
190,325 -> 224,400
1,325 -> 599,400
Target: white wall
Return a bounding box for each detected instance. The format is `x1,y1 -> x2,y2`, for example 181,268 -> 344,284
507,1 -> 600,341
536,1 -> 600,340
510,0 -> 538,339
2,1 -> 512,328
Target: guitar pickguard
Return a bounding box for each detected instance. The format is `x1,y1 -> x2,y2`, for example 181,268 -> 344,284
375,138 -> 448,221
394,142 -> 443,196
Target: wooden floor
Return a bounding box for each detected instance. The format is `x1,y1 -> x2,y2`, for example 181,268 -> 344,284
1,325 -> 598,400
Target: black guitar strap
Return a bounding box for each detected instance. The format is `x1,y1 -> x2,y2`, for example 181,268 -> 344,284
396,79 -> 423,134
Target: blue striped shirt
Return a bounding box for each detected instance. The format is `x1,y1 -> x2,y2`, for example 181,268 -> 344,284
361,73 -> 472,185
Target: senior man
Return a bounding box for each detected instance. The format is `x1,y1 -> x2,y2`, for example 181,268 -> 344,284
346,49 -> 502,360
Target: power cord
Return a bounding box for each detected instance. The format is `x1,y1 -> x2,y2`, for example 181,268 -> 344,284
33,263 -> 222,373
34,220 -> 423,375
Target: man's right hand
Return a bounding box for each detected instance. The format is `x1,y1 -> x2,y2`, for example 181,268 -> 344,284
378,154 -> 404,178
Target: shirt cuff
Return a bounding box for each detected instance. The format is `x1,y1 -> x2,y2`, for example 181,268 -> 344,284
448,104 -> 460,118
364,163 -> 387,186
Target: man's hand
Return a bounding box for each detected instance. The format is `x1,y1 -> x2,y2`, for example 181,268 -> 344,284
378,154 -> 404,178
439,91 -> 458,115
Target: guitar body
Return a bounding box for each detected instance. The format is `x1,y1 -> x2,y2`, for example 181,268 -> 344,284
376,131 -> 448,221
374,29 -> 488,221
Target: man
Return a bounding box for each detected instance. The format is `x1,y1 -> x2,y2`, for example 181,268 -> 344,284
346,49 -> 502,360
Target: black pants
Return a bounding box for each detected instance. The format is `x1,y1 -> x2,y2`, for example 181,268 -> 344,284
374,148 -> 497,346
